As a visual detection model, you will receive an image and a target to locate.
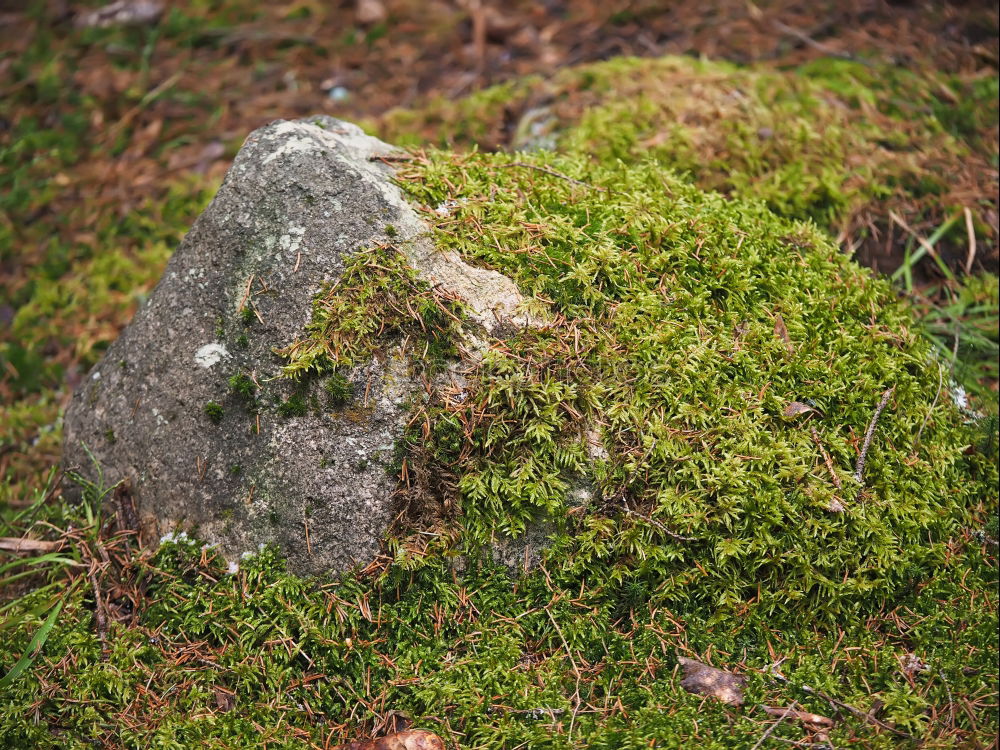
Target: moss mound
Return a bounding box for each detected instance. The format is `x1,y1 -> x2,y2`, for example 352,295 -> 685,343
379,56 -> 999,272
276,147 -> 995,622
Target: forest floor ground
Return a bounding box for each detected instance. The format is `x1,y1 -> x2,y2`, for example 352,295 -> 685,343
0,2 -> 998,748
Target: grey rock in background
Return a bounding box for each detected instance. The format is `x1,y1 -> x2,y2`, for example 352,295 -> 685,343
62,116 -> 535,575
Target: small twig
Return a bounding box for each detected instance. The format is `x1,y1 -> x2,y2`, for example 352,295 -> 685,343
771,19 -> 866,64
0,536 -> 64,553
545,606 -> 582,739
624,507 -> 697,542
750,701 -> 798,750
767,665 -> 917,742
854,387 -> 894,486
80,543 -> 109,658
500,162 -> 607,192
367,153 -> 414,163
963,207 -> 977,275
810,428 -> 843,490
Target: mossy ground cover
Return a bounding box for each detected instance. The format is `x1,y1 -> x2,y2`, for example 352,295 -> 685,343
2,5 -> 998,747
4,145 -> 996,747
380,56 -> 999,273
378,56 -> 1000,404
389,151 -> 996,620
1,533 -> 996,748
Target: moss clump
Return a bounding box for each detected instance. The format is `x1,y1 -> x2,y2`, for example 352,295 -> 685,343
379,56 -> 997,269
323,372 -> 353,407
0,536 -> 995,747
227,372 -> 257,405
203,401 -> 224,424
277,394 -> 307,418
277,244 -> 463,379
388,148 -> 993,621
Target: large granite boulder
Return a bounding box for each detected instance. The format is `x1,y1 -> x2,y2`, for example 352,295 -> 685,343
62,116 -> 534,575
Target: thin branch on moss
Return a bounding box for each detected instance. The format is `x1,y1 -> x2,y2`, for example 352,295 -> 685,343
750,701 -> 798,750
545,606 -> 582,739
854,386 -> 894,486
500,162 -> 607,192
766,663 -> 917,742
810,428 -> 842,490
81,542 -> 108,657
624,508 -> 696,542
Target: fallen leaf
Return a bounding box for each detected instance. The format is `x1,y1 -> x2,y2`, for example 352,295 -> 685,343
677,655 -> 746,706
213,686 -> 235,711
782,401 -> 815,418
762,704 -> 835,728
898,653 -> 929,679
333,729 -> 445,750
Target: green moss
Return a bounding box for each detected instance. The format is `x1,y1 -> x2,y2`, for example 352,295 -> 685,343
379,56 -> 996,263
278,244 -> 463,379
203,401 -> 224,424
0,536 -> 995,747
276,394 -> 307,418
389,148 -> 994,621
323,372 -> 353,407
227,372 -> 257,405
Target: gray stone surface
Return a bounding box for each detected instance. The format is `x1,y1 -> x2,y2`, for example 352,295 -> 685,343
62,116 -> 535,575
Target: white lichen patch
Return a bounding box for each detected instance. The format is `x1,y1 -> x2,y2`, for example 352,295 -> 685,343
262,135 -> 320,165
279,225 -> 306,253
159,530 -> 191,544
194,343 -> 229,369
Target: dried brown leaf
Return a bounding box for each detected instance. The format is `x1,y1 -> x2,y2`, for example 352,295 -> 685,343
782,401 -> 815,418
213,686 -> 235,712
677,655 -> 746,706
773,313 -> 794,354
334,729 -> 445,750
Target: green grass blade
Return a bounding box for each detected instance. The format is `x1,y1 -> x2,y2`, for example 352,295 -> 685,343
0,553 -> 77,578
890,212 -> 961,283
0,596 -> 64,690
